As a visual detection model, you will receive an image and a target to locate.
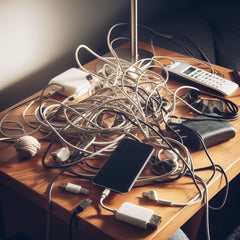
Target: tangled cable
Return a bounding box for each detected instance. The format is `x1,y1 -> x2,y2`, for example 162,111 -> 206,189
0,23 -> 235,240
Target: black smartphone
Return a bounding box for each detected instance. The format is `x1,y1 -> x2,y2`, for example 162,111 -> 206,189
92,138 -> 154,193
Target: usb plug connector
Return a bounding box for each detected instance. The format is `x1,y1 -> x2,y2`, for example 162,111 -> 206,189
147,214 -> 162,229
115,202 -> 161,230
75,198 -> 92,213
58,182 -> 89,195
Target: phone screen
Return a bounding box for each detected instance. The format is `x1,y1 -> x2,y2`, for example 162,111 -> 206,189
92,138 -> 154,193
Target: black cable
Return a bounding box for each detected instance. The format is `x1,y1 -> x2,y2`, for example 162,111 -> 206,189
180,123 -> 217,182
172,35 -> 213,65
69,198 -> 92,240
165,114 -> 230,211
107,110 -> 203,193
46,169 -> 66,240
139,24 -> 195,58
187,89 -> 239,120
174,121 -> 229,210
41,101 -> 201,196
139,24 -> 218,73
162,112 -> 184,145
194,164 -> 229,210
121,84 -> 163,115
41,135 -> 93,169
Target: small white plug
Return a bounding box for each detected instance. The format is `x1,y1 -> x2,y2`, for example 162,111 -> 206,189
142,190 -> 173,206
142,190 -> 158,201
51,147 -> 70,163
163,149 -> 179,172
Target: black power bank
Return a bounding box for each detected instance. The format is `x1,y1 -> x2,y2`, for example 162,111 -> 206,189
170,116 -> 236,151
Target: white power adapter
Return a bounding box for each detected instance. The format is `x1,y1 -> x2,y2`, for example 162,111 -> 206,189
115,202 -> 161,229
48,68 -> 97,97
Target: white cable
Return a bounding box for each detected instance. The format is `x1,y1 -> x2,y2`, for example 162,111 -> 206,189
0,20 -> 221,210
99,188 -> 117,214
0,21 -> 226,240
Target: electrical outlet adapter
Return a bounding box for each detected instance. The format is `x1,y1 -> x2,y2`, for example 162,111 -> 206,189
48,68 -> 96,97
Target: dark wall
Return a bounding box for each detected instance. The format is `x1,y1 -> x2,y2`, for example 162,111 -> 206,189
1,0 -> 239,111
0,0 -> 129,111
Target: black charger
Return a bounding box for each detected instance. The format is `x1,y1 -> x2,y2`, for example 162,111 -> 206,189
187,89 -> 239,120
168,116 -> 236,151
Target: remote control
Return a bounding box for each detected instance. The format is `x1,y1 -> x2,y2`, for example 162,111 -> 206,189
165,61 -> 238,95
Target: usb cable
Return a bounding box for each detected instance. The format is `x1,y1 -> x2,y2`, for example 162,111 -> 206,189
99,188 -> 161,230
69,198 -> 92,240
